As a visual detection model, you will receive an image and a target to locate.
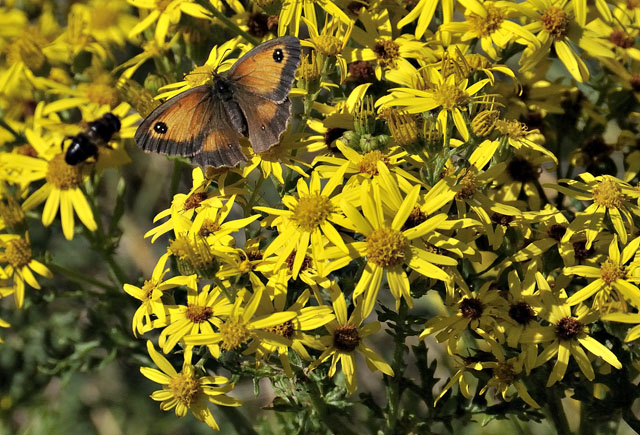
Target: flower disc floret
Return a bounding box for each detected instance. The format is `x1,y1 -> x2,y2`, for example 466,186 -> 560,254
365,226 -> 407,267
359,151 -> 389,176
292,194 -> 334,231
4,239 -> 32,268
266,320 -> 295,339
600,259 -> 626,285
555,317 -> 582,340
169,373 -> 201,408
373,40 -> 400,68
592,178 -> 624,208
509,302 -> 536,325
433,84 -> 470,110
541,6 -> 569,40
313,35 -> 342,56
219,320 -> 250,351
186,305 -> 213,323
333,325 -> 360,352
459,297 -> 483,319
46,153 -> 84,189
467,4 -> 505,37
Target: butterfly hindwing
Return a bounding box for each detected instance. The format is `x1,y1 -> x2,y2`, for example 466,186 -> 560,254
135,85 -> 246,167
226,36 -> 301,103
233,90 -> 292,153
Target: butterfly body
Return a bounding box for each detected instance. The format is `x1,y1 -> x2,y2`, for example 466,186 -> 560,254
135,36 -> 301,168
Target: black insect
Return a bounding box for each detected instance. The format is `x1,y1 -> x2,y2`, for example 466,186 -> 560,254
64,113 -> 121,165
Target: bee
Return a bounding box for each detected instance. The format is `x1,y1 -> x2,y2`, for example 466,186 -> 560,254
64,113 -> 121,165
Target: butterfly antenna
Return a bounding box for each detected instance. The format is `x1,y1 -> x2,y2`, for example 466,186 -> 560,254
214,48 -> 233,75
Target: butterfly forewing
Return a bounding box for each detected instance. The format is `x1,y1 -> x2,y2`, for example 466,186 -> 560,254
135,85 -> 247,167
227,36 -> 301,103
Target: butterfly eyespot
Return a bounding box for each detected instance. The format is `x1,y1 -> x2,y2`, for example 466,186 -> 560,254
260,125 -> 266,130
227,143 -> 233,149
154,122 -> 168,134
273,48 -> 284,63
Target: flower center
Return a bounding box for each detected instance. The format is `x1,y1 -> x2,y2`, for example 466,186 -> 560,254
547,224 -> 567,241
541,6 -> 569,40
507,157 -> 539,183
86,82 -> 119,107
573,240 -> 594,261
313,35 -> 342,56
496,119 -> 528,139
467,4 -> 505,37
186,305 -> 213,323
459,297 -> 483,319
610,30 -> 635,49
365,226 -> 407,268
333,325 -> 360,352
349,61 -> 375,83
292,194 -> 334,231
508,302 -> 536,325
141,279 -> 156,301
433,83 -> 469,110
198,219 -> 222,237
285,249 -> 312,271
402,207 -> 428,231
4,238 -> 32,268
373,39 -> 400,68
219,319 -> 250,351
45,153 -> 84,189
168,235 -> 217,277
8,33 -> 47,71
169,373 -> 201,407
555,316 -> 582,340
592,178 -> 624,208
184,192 -> 208,210
266,320 -> 295,339
600,259 -> 626,285
493,361 -> 516,384
455,171 -> 478,199
359,150 -> 389,176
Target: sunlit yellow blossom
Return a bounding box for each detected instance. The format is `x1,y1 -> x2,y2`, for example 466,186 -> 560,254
0,233 -> 52,308
441,0 -> 540,59
255,165 -> 349,279
520,291 -> 621,387
547,173 -> 640,247
124,253 -> 196,336
128,0 -> 211,45
308,283 -> 393,395
141,341 -> 242,431
563,235 -> 640,312
278,0 -> 350,37
183,287 -> 297,355
158,282 -> 233,356
327,178 -> 457,317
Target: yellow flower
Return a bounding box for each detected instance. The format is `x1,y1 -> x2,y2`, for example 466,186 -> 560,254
246,287 -> 334,377
328,177 -> 457,317
520,291 -> 621,387
547,173 -> 640,247
124,253 -> 197,336
0,233 -> 52,308
128,0 -> 211,45
308,282 -> 393,395
141,341 -> 242,431
441,0 -> 540,59
16,132 -> 98,241
397,0 -> 454,41
517,0 -> 614,82
255,165 -> 349,279
563,235 -> 640,312
158,282 -> 233,356
377,67 -> 490,141
277,0 -> 351,37
183,287 -> 297,355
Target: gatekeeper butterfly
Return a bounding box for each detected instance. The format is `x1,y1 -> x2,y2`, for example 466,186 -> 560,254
134,36 -> 301,168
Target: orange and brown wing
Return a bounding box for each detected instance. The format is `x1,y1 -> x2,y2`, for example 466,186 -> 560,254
232,90 -> 292,153
135,85 -> 246,167
226,36 -> 301,103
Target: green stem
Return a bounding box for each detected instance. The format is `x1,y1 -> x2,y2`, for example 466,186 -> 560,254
196,0 -> 259,46
212,275 -> 234,302
544,388 -> 571,435
48,263 -> 117,292
385,303 -> 408,432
